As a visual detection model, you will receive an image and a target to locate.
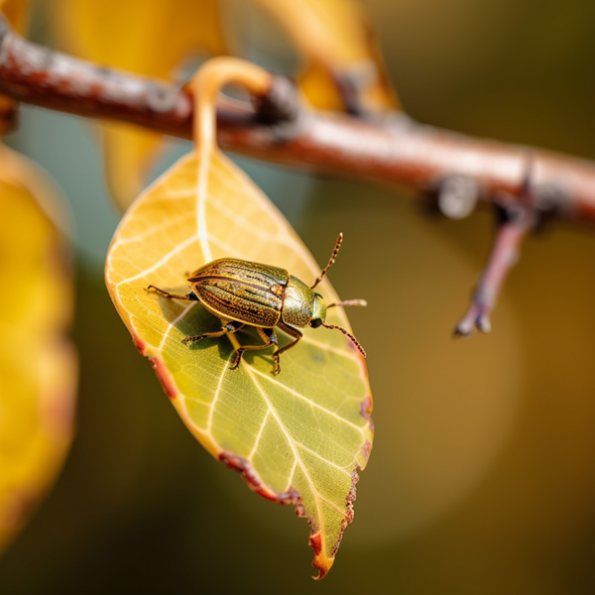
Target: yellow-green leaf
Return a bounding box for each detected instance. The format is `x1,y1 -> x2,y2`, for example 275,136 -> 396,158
54,0 -> 228,211
254,0 -> 399,113
0,148 -> 76,555
105,150 -> 373,578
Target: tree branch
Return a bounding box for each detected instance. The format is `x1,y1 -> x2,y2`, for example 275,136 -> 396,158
2,16 -> 595,224
1,15 -> 594,334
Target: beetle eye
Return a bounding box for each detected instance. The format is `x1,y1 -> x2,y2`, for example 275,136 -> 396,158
310,318 -> 323,328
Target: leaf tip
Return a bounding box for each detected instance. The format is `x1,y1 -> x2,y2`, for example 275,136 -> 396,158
219,452 -> 348,579
308,531 -> 334,580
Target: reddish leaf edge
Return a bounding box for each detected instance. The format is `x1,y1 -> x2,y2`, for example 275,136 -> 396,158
129,329 -> 373,579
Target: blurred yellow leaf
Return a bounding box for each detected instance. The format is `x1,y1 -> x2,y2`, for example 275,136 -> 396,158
0,0 -> 29,33
105,148 -> 373,578
0,146 -> 76,555
99,123 -> 166,215
54,0 -> 228,211
254,0 -> 399,113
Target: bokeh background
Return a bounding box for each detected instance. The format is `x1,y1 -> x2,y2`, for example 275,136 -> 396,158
2,0 -> 595,593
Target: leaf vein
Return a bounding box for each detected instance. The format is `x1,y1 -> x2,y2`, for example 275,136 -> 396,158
295,441 -> 352,476
236,361 -> 322,521
206,358 -> 229,433
248,410 -> 270,459
249,367 -> 366,436
115,233 -> 198,286
112,212 -> 193,247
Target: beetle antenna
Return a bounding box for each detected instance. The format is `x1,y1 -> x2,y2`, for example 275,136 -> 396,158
327,299 -> 368,308
311,233 -> 343,289
321,322 -> 367,358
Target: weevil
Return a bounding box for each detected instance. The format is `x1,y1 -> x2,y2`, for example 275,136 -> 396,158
147,233 -> 366,374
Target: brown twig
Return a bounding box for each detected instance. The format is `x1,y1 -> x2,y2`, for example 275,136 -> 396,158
454,160 -> 537,336
1,15 -> 595,332
1,16 -> 595,221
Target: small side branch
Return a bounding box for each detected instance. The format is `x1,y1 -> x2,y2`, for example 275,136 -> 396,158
455,209 -> 533,336
455,160 -> 537,336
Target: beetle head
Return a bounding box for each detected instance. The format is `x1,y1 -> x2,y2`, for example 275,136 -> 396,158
309,293 -> 327,328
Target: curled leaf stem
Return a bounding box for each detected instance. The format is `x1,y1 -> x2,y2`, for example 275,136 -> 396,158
190,58 -> 272,155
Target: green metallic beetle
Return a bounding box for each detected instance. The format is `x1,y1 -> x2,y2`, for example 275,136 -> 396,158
147,233 -> 366,374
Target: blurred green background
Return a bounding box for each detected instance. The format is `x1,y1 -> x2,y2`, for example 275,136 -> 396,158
2,0 -> 595,593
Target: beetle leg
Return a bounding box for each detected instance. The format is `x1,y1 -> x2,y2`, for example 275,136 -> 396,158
147,285 -> 198,301
272,322 -> 303,375
230,327 -> 278,372
183,320 -> 244,345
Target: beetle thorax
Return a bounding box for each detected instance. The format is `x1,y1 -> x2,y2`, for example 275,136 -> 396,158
282,275 -> 326,328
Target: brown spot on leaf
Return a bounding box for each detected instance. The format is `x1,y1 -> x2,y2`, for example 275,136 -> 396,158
346,470 -> 359,503
148,356 -> 177,399
219,451 -> 301,505
294,501 -> 306,518
331,470 -> 359,558
309,530 -> 322,556
362,439 -> 373,463
359,394 -> 374,433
